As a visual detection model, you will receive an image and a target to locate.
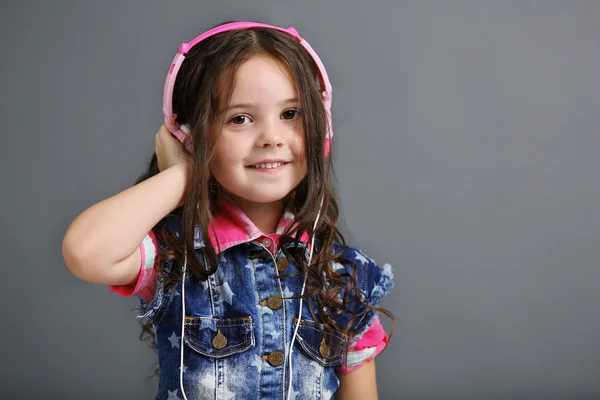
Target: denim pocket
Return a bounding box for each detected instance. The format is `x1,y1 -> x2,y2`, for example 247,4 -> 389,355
293,318 -> 348,366
183,316 -> 255,358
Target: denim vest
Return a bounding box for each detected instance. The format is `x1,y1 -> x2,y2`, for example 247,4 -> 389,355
137,217 -> 394,400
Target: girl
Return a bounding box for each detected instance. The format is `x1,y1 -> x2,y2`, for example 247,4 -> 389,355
63,21 -> 395,400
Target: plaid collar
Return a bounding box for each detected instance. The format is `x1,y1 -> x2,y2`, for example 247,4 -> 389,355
193,193 -> 310,253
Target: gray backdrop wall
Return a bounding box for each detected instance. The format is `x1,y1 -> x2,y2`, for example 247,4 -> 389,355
1,1 -> 599,399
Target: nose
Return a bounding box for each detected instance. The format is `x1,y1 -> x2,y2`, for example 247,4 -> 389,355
255,118 -> 283,149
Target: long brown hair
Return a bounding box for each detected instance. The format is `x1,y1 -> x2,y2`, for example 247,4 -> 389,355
137,21 -> 395,371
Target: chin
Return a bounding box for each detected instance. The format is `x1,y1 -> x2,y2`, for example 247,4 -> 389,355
217,178 -> 303,205
241,191 -> 291,204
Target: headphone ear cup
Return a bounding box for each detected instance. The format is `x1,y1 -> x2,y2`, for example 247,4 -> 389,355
324,137 -> 331,157
177,124 -> 194,152
180,124 -> 190,135
164,116 -> 194,151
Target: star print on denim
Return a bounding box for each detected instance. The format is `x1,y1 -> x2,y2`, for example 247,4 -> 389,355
168,331 -> 180,349
287,387 -> 299,400
354,251 -> 369,265
200,372 -> 215,390
197,371 -> 236,399
199,318 -> 217,332
257,304 -> 273,315
370,263 -> 394,305
166,389 -> 180,400
169,286 -> 180,298
269,329 -> 281,340
200,279 -> 209,290
331,261 -> 345,272
309,359 -> 322,371
251,354 -> 263,371
215,282 -> 235,305
282,286 -> 294,299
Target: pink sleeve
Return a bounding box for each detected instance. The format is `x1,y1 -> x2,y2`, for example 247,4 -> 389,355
108,231 -> 159,303
337,314 -> 389,374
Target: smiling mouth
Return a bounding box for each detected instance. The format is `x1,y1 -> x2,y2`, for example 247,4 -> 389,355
247,162 -> 289,169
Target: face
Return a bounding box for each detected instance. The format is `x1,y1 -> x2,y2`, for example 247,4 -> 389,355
211,55 -> 307,208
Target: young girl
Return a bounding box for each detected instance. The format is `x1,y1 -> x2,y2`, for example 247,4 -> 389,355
63,21 -> 394,400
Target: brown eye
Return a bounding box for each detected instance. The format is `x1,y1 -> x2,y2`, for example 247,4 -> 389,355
282,110 -> 299,120
230,115 -> 250,125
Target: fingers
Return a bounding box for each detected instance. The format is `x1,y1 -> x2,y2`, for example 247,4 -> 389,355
157,124 -> 170,137
155,123 -> 188,173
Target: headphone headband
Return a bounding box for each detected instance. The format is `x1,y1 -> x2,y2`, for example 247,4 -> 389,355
162,22 -> 333,155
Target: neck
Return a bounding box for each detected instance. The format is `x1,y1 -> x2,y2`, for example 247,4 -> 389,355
227,195 -> 285,234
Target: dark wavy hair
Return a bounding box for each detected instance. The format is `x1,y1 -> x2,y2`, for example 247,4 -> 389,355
136,21 -> 395,375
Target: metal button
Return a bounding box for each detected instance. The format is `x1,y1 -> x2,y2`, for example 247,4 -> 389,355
319,337 -> 330,358
268,351 -> 285,366
212,329 -> 227,350
276,258 -> 288,272
266,295 -> 283,310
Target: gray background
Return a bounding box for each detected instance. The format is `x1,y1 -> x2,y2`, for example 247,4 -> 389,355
1,0 -> 599,399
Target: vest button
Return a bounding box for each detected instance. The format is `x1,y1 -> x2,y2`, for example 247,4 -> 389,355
268,350 -> 285,366
276,258 -> 288,272
212,329 -> 227,350
266,295 -> 283,310
319,337 -> 330,358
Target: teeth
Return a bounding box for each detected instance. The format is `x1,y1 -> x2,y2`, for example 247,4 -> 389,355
252,162 -> 284,169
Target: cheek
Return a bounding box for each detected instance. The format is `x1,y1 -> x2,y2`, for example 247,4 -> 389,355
291,139 -> 308,176
294,143 -> 306,165
291,127 -> 306,157
212,135 -> 247,170
293,135 -> 307,163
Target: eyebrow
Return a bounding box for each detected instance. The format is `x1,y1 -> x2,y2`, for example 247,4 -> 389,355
225,98 -> 299,113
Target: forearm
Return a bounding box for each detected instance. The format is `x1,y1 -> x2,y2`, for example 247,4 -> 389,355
62,163 -> 188,280
335,359 -> 379,400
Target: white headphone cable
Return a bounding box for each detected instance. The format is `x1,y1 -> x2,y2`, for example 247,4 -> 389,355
287,195 -> 324,400
180,249 -> 189,400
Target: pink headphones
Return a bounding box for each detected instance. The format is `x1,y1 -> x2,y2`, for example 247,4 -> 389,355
162,21 -> 333,156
